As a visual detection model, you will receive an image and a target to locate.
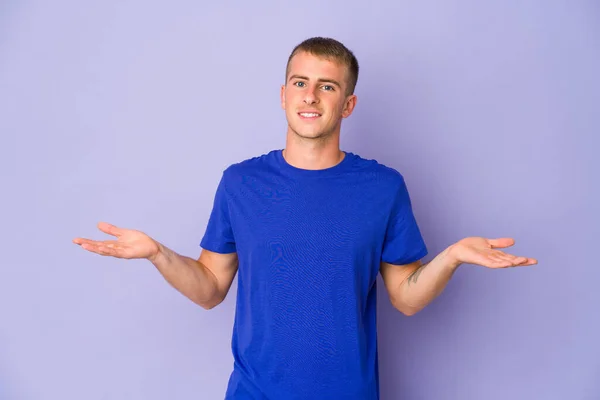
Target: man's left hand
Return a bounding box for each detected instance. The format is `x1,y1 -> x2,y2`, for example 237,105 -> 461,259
449,237 -> 538,269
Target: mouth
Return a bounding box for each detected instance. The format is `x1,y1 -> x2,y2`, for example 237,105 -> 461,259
298,111 -> 322,119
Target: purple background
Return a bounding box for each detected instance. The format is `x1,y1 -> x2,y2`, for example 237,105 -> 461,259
1,1 -> 598,399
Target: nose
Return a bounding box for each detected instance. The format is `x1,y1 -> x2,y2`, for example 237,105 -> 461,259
303,85 -> 319,105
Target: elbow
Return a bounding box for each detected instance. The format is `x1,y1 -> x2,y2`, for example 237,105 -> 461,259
193,293 -> 226,310
199,301 -> 217,310
197,300 -> 221,310
199,296 -> 225,310
391,297 -> 421,317
399,307 -> 420,317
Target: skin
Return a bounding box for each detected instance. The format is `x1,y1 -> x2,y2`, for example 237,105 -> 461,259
279,50 -> 357,171
72,50 -> 538,314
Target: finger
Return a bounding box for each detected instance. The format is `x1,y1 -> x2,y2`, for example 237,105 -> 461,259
74,238 -> 117,247
503,257 -> 537,268
517,258 -> 538,266
487,238 -> 515,249
474,253 -> 509,268
487,256 -> 514,268
81,242 -> 122,257
97,222 -> 123,238
496,252 -> 536,266
73,238 -> 99,246
80,242 -> 110,255
482,252 -> 537,269
488,250 -> 527,267
496,253 -> 528,265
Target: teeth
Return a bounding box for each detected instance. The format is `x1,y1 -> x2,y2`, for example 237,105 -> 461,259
300,113 -> 320,117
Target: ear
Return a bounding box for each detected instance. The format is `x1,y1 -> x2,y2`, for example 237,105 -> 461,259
280,85 -> 286,110
341,94 -> 358,118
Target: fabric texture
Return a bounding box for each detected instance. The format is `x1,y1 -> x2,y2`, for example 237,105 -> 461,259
200,149 -> 428,400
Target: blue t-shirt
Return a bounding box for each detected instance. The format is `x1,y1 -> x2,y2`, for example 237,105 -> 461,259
200,149 -> 427,400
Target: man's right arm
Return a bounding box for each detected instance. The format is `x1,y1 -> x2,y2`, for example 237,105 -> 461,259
149,243 -> 239,310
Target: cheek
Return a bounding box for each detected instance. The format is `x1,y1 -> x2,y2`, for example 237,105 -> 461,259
332,99 -> 346,114
283,92 -> 295,108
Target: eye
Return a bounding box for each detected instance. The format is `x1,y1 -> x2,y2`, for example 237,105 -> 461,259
294,81 -> 306,88
322,85 -> 334,91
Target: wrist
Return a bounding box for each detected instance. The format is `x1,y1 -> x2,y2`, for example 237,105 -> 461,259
444,243 -> 463,272
148,240 -> 163,264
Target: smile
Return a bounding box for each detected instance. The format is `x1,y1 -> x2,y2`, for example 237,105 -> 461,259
298,112 -> 321,118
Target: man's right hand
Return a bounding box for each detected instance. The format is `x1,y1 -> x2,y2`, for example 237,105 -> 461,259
74,221 -> 239,309
73,222 -> 160,261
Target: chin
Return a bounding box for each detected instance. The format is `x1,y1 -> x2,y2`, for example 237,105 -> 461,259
293,130 -> 328,140
288,124 -> 329,140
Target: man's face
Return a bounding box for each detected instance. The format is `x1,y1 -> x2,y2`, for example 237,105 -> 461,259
281,51 -> 357,140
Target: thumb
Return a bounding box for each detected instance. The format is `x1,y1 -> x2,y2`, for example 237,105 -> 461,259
97,221 -> 124,238
487,237 -> 515,249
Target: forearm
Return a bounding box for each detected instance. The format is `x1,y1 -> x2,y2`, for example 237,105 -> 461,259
395,246 -> 461,315
149,242 -> 221,309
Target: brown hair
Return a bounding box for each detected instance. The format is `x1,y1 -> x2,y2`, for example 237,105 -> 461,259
285,37 -> 359,96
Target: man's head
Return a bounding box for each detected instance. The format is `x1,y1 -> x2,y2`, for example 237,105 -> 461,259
281,37 -> 360,141
285,37 -> 359,96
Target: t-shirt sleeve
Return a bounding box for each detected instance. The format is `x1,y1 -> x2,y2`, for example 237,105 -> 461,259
200,172 -> 237,254
381,176 -> 428,265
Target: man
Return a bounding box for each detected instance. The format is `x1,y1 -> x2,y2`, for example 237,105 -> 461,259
73,37 -> 537,399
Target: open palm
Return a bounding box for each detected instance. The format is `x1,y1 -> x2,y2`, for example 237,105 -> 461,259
452,237 -> 538,268
73,222 -> 159,260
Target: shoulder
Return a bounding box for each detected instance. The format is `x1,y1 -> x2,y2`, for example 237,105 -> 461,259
349,152 -> 408,189
219,149 -> 279,182
224,149 -> 278,173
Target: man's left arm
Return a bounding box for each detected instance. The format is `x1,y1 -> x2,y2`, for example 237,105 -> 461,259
380,237 -> 538,316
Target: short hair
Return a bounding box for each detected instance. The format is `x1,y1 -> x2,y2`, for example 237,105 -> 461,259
285,37 -> 359,96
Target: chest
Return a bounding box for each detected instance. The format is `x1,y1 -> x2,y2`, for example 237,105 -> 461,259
228,178 -> 392,260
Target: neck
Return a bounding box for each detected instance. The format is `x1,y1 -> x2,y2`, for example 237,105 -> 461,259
282,130 -> 344,170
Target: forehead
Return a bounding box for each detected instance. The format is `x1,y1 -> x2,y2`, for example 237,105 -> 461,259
287,51 -> 347,81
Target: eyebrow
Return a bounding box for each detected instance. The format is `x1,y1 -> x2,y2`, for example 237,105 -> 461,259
288,74 -> 342,89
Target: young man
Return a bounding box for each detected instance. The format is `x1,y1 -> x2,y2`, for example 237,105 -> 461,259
73,37 -> 537,399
